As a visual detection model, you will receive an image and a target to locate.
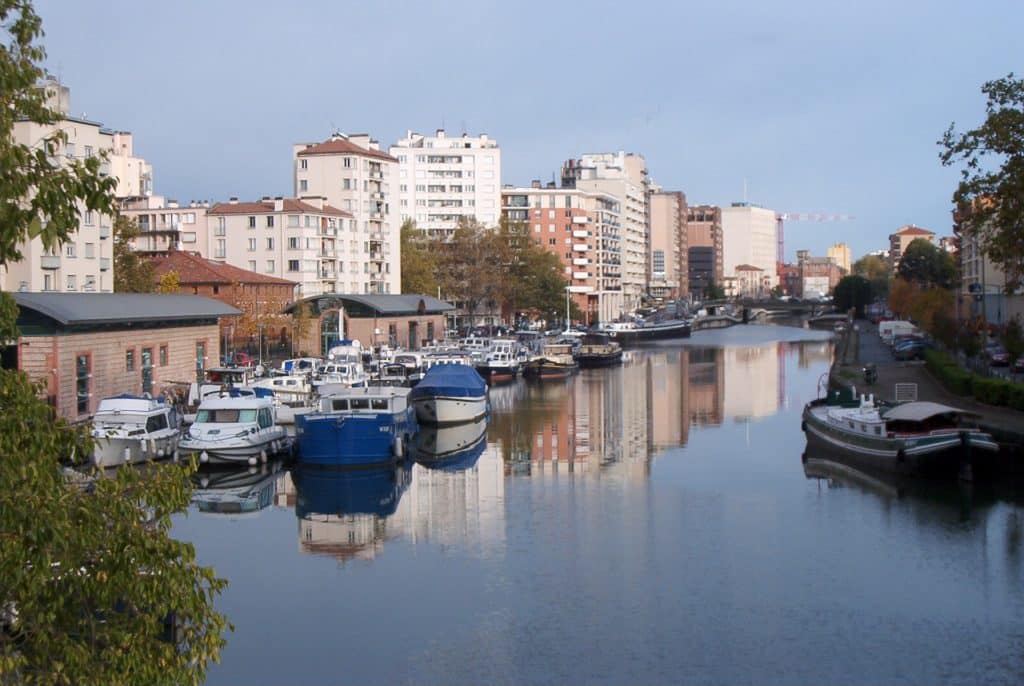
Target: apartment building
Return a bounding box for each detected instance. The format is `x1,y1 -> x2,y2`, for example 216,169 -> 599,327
721,203 -> 778,289
293,133 -> 400,294
888,225 -> 934,271
501,183 -> 624,324
827,242 -> 851,273
3,79 -> 151,294
957,221 -> 1023,325
648,190 -> 687,300
562,153 -> 649,312
120,196 -> 209,253
390,129 -> 501,238
205,196 -> 353,298
686,205 -> 724,297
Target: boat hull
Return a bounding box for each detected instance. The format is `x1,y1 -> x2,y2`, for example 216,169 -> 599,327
410,395 -> 488,426
600,320 -> 691,346
296,408 -> 417,467
801,403 -> 998,477
92,433 -> 179,467
575,350 -> 623,368
522,359 -> 578,379
179,430 -> 289,466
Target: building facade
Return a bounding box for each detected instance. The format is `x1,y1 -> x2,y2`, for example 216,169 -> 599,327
293,134 -> 401,294
888,225 -> 935,271
721,203 -> 778,289
120,196 -> 210,253
686,205 -> 724,297
562,152 -> 649,312
390,129 -> 501,238
827,242 -> 851,273
734,264 -> 769,298
648,191 -> 687,300
501,183 -> 624,324
957,221 -> 1024,326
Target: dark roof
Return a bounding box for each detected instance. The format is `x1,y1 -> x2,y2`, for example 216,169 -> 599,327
208,198 -> 350,217
296,137 -> 398,163
150,251 -> 297,287
13,293 -> 240,326
293,293 -> 454,317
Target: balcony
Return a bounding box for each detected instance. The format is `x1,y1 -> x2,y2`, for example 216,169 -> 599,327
99,257 -> 110,271
370,251 -> 384,261
572,244 -> 589,252
572,216 -> 589,224
566,285 -> 593,294
99,225 -> 111,239
572,230 -> 589,238
41,255 -> 60,270
573,258 -> 589,266
573,271 -> 589,280
371,192 -> 384,201
369,171 -> 384,180
370,212 -> 383,221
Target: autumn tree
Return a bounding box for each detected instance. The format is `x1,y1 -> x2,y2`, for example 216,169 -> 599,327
940,73 -> 1024,288
887,277 -> 917,319
0,3 -> 229,682
155,268 -> 180,294
897,238 -> 956,288
112,214 -> 154,292
399,219 -> 438,296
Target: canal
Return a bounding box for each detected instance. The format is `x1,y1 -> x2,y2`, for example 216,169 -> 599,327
172,325 -> 1024,685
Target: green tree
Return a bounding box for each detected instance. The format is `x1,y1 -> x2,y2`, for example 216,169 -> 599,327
705,279 -> 726,300
436,217 -> 505,324
112,215 -> 154,292
897,238 -> 956,288
833,275 -> 873,318
853,253 -> 890,300
940,73 -> 1024,289
399,219 -> 438,295
0,3 -> 229,682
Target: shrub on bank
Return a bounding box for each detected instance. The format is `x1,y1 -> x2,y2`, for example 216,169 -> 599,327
924,348 -> 1024,410
973,376 -> 1010,406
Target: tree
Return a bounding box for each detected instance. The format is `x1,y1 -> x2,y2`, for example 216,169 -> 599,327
940,73 -> 1024,289
705,279 -> 726,300
399,219 -> 437,295
0,3 -> 229,682
853,254 -> 890,300
291,299 -> 315,356
112,215 -> 154,293
833,275 -> 873,318
887,277 -> 916,319
155,268 -> 180,294
897,238 -> 955,288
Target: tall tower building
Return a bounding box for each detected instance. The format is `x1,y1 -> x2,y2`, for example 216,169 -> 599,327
827,242 -> 851,273
686,205 -> 723,297
293,133 -> 400,295
390,129 -> 501,238
721,203 -> 778,289
648,190 -> 687,299
562,152 -> 649,312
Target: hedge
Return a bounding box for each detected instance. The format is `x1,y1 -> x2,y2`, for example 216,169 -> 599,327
923,348 -> 1024,410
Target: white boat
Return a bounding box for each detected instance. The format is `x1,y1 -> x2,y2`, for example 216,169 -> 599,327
251,374 -> 314,405
90,394 -> 182,467
474,338 -> 521,382
408,364 -> 488,426
314,360 -> 368,389
179,395 -> 290,467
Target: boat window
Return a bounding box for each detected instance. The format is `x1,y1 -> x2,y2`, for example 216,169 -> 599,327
146,414 -> 168,432
258,408 -> 273,428
330,399 -> 349,412
860,424 -> 866,432
351,398 -> 370,410
196,408 -> 258,423
371,399 -> 388,410
848,421 -> 854,428
875,426 -> 882,435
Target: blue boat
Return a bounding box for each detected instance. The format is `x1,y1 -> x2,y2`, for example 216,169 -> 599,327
295,386 -> 417,467
292,462 -> 412,520
412,415 -> 488,472
408,363 -> 488,426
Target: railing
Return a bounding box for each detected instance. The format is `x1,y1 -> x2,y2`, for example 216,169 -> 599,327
41,255 -> 60,269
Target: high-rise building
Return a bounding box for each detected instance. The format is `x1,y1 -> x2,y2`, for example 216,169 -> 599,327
888,225 -> 935,272
648,190 -> 687,300
827,242 -> 851,273
390,129 -> 501,238
721,203 -> 778,289
686,205 -> 723,297
501,183 -> 623,324
293,133 -> 400,294
3,78 -> 152,294
562,152 -> 649,312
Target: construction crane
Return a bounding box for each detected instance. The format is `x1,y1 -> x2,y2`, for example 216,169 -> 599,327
775,213 -> 855,263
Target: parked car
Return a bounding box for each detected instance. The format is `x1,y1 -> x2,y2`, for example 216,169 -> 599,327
984,343 -> 1010,366
1012,356 -> 1024,374
893,339 -> 928,361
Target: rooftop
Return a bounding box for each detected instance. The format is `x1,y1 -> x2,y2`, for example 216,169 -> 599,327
150,251 -> 297,287
14,293 -> 240,327
208,198 -> 350,217
292,293 -> 454,317
892,225 -> 934,236
296,135 -> 398,163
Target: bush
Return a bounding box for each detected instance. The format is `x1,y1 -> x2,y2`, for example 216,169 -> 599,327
973,376 -> 1010,406
1008,385 -> 1024,411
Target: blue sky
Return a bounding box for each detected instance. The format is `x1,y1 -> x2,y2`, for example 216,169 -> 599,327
35,0 -> 1021,262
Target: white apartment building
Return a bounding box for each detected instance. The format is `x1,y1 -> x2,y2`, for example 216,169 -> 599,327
293,133 -> 400,295
563,152 -> 649,312
390,129 -> 501,238
120,196 -> 209,253
721,203 -> 778,289
502,183 -> 624,324
205,197 -> 353,298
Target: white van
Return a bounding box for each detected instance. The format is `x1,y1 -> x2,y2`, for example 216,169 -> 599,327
879,320 -> 918,345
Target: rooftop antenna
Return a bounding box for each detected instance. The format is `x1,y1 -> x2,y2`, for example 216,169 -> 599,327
461,119 -> 467,135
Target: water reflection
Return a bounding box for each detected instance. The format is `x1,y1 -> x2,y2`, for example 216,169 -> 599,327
411,416 -> 488,472
191,463 -> 283,516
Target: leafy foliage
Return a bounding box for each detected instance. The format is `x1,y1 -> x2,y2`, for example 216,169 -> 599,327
0,2 -> 230,682
833,275 -> 872,317
940,73 -> 1024,289
398,219 -> 438,296
853,254 -> 890,299
113,215 -> 155,292
896,238 -> 955,288
154,269 -> 180,294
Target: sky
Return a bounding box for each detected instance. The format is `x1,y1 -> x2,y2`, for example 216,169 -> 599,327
34,0 -> 1021,262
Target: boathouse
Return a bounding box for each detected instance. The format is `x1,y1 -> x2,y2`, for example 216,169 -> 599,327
288,294 -> 454,354
7,293 -> 239,421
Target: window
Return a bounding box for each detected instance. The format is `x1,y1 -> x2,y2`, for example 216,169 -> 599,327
248,260 -> 257,271
195,342 -> 205,383
215,239 -> 226,258
248,216 -> 256,228
83,211 -> 94,226
83,275 -> 95,291
299,179 -> 308,192
288,215 -> 300,228
248,238 -> 256,252
66,274 -> 76,290
343,157 -> 352,168
266,237 -> 274,250
84,243 -> 95,258
265,260 -> 275,273
126,349 -> 135,372
288,237 -> 299,249
343,178 -> 351,190
288,259 -> 300,272
76,353 -> 90,415
159,345 -> 168,367
653,249 -> 665,273
216,217 -> 226,235
548,224 -> 555,233
300,159 -> 308,170
548,210 -> 555,219
84,145 -> 93,158
65,244 -> 76,257
534,224 -> 541,233
266,216 -> 274,228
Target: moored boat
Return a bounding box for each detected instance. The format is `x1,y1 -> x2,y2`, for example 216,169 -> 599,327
522,342 -> 578,379
475,338 -> 520,383
574,332 -> 623,368
179,395 -> 291,467
801,392 -> 999,478
295,386 -> 417,467
91,394 -> 182,467
597,318 -> 691,346
408,363 -> 488,426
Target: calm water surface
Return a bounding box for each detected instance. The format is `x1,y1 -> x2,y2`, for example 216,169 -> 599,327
173,325 -> 1024,685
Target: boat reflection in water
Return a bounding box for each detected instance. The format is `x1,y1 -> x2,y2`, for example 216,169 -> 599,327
291,462 -> 412,562
411,415 -> 488,472
191,462 -> 283,516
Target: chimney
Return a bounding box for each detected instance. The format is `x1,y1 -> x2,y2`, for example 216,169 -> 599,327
303,196 -> 325,210
531,179 -> 541,189
436,128 -> 446,138
273,196 -> 284,212
228,197 -> 238,204
546,181 -> 556,189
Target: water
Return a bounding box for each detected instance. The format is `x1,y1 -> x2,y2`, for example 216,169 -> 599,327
173,325 -> 1024,685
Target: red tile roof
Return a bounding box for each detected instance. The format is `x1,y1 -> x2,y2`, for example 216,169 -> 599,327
149,251 -> 297,287
207,198 -> 350,217
296,136 -> 398,163
893,225 -> 933,236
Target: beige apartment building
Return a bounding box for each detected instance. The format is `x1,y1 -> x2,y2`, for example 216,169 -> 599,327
648,190 -> 687,300
721,203 -> 778,290
562,152 -> 649,312
293,133 -> 401,295
958,223 -> 1024,326
390,129 -> 501,238
686,205 -> 724,297
502,183 -> 624,324
888,225 -> 935,271
827,242 -> 851,274
120,196 -> 209,253
3,79 -> 152,294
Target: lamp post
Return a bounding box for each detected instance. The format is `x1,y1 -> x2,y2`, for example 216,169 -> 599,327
565,287 -> 571,332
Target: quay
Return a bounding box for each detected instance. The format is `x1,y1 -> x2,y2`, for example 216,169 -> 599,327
829,320 -> 1024,470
